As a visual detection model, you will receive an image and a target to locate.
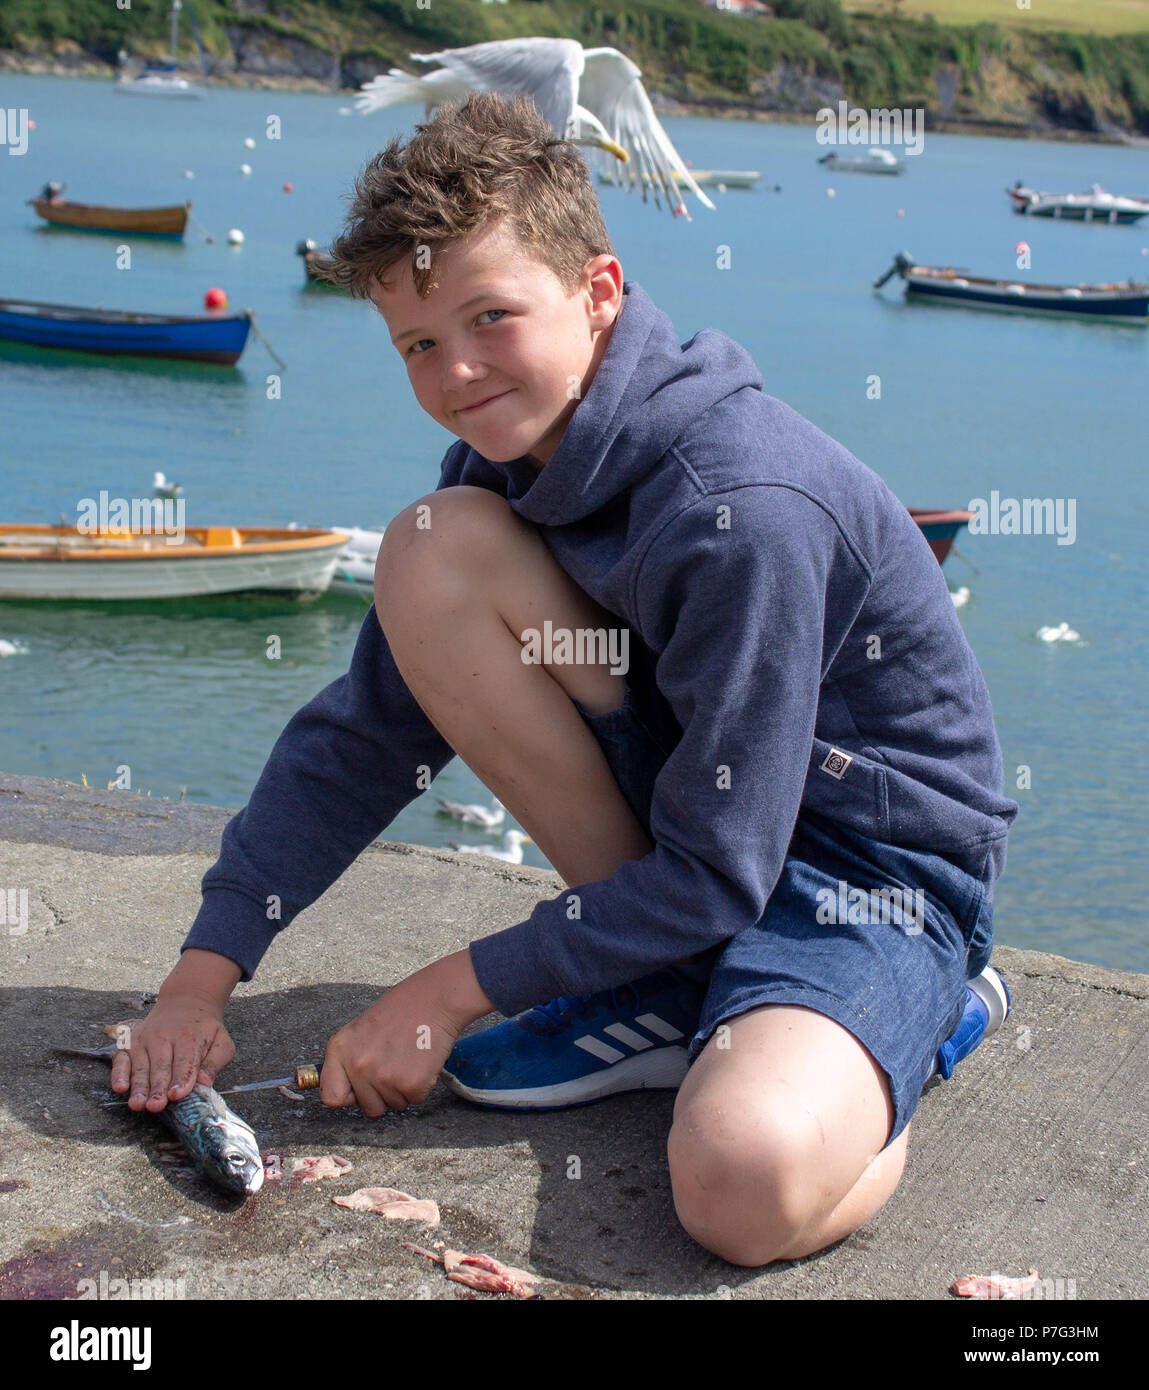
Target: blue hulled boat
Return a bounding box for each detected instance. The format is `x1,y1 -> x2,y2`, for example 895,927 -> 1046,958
874,253 -> 1149,324
0,298 -> 252,364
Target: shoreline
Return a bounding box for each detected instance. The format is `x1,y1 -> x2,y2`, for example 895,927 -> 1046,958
3,54 -> 1145,148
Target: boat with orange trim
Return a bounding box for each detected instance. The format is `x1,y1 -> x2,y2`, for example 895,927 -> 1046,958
0,525 -> 349,600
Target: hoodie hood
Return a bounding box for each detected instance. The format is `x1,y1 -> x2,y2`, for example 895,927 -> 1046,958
490,280 -> 763,527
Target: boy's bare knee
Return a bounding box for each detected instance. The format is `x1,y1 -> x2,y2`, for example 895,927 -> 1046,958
667,1101 -> 828,1266
375,486 -> 514,620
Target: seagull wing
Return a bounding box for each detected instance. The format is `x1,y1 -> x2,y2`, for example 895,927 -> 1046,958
356,63 -> 472,116
397,37 -> 585,139
580,48 -> 715,215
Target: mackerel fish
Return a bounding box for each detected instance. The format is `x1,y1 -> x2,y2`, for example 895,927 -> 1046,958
55,1044 -> 265,1197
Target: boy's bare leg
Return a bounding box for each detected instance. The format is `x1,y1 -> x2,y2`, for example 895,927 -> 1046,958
376,486 -> 907,1263
667,1003 -> 910,1267
374,485 -> 653,886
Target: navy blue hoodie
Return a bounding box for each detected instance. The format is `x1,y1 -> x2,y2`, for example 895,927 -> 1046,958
184,280 -> 1017,1016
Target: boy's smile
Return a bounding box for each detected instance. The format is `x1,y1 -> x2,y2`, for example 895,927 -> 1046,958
371,221 -> 623,466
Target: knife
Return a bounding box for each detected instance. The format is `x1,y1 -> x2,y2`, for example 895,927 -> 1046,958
99,1063 -> 321,1105
218,1064 -> 321,1096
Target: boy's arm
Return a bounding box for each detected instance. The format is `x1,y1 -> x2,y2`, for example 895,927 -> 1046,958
466,488 -> 868,1016
181,601 -> 456,979
181,441 -> 490,981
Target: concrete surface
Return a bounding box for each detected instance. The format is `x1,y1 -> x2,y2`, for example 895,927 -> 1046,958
1,773 -> 1146,1301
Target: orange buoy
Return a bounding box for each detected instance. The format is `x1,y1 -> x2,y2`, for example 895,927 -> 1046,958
204,287 -> 229,310
283,182 -> 294,193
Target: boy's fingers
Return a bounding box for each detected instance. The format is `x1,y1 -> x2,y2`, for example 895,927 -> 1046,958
146,1047 -> 174,1111
168,1034 -> 203,1100
196,1031 -> 234,1088
319,1055 -> 351,1108
109,1048 -> 132,1092
127,1050 -> 151,1111
350,1076 -> 390,1119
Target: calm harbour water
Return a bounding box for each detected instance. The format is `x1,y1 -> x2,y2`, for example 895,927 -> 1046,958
0,74 -> 1146,972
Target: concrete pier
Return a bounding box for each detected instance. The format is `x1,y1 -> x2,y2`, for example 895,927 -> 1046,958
1,773 -> 1145,1302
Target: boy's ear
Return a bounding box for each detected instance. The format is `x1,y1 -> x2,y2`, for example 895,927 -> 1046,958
583,255 -> 624,324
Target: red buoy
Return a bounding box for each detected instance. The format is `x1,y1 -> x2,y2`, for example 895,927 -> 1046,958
283,182 -> 294,193
204,287 -> 229,310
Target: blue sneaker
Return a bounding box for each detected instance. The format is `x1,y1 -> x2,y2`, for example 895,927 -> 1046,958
925,965 -> 1011,1085
441,966 -> 705,1110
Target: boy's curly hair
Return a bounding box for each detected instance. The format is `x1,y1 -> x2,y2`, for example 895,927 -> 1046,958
317,91 -> 615,300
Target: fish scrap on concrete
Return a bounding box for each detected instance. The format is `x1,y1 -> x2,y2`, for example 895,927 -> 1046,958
951,1268 -> 1040,1299
333,1187 -> 441,1223
263,1153 -> 352,1184
53,1043 -> 264,1199
403,1243 -> 541,1297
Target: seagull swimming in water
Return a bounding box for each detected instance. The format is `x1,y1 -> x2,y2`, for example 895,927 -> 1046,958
153,472 -> 182,499
435,795 -> 506,829
449,830 -> 533,863
355,37 -> 715,218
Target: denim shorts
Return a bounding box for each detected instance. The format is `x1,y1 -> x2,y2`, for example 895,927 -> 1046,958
572,663 -> 995,1148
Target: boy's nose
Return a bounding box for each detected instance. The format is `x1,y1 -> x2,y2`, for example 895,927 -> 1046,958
441,354 -> 487,392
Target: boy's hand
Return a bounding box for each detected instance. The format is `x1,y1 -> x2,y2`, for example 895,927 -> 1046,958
109,949 -> 242,1112
321,949 -> 494,1117
109,1000 -> 235,1111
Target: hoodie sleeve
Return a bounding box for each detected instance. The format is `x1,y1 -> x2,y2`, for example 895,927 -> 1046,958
180,443 -> 477,980
467,486 -> 872,1016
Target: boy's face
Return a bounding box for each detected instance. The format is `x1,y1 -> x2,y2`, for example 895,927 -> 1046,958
371,220 -> 623,466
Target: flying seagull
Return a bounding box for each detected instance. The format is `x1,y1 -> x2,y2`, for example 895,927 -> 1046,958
356,37 -> 715,218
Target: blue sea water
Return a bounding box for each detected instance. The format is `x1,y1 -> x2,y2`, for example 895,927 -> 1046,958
0,74 -> 1146,972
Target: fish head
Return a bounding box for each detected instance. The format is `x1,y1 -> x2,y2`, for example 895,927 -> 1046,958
201,1138 -> 265,1196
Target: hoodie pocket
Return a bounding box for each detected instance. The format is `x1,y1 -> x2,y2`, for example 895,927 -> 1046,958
807,737 -> 892,844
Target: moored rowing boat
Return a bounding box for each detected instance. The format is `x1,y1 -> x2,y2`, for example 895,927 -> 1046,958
873,253 -> 1149,324
0,298 -> 253,363
29,191 -> 190,239
0,525 -> 349,600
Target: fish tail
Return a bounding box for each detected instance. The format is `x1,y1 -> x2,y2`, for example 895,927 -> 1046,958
52,1044 -> 118,1063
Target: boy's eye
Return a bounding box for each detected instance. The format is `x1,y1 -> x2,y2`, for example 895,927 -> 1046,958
406,310 -> 505,357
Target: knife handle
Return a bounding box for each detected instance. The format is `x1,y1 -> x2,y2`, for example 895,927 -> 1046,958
294,1065 -> 321,1090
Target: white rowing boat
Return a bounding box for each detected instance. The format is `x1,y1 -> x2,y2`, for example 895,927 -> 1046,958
0,525 -> 348,600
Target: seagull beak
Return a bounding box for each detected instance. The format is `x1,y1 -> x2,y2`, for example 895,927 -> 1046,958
574,134 -> 629,164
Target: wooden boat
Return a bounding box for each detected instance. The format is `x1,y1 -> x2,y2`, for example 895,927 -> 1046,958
30,185 -> 190,239
0,298 -> 252,364
1007,182 -> 1149,224
818,150 -> 905,175
0,525 -> 349,600
908,509 -> 971,565
873,253 -> 1149,324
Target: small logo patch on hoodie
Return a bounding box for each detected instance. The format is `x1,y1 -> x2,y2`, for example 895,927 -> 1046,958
821,748 -> 853,780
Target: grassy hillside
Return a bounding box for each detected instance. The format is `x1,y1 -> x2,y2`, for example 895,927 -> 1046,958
844,0 -> 1149,37
2,0 -> 1148,136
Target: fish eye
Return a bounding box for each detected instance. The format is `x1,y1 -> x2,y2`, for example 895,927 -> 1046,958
228,1152 -> 248,1167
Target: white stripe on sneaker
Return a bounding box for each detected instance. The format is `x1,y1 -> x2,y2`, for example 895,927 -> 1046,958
574,1035 -> 626,1064
603,1023 -> 654,1051
634,1012 -> 684,1042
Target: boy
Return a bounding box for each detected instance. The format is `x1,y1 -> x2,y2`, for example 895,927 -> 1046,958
112,93 -> 1017,1266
